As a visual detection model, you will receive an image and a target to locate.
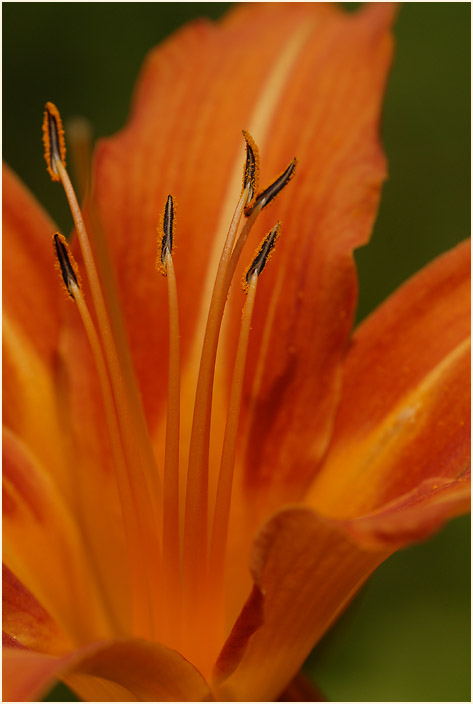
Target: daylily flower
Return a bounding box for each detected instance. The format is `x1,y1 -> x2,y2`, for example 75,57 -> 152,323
3,3 -> 470,702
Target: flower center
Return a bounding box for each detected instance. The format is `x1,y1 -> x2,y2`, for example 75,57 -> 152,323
44,102 -> 296,661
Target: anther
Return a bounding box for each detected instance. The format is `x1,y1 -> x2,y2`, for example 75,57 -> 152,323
242,130 -> 260,208
157,195 -> 175,276
242,221 -> 281,292
43,102 -> 66,182
53,233 -> 81,299
245,158 -> 297,216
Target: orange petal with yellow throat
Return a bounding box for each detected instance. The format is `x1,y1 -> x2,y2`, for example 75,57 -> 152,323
89,3 -> 396,482
215,474 -> 470,701
214,242 -> 470,699
307,240 -> 471,522
3,639 -> 212,702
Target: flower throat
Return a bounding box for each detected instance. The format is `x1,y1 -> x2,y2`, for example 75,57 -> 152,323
43,102 -> 296,659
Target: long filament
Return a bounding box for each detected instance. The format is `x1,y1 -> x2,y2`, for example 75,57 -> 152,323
72,284 -> 155,638
162,251 -> 181,645
209,272 -> 259,637
55,160 -> 161,634
56,161 -> 160,505
182,185 -> 249,644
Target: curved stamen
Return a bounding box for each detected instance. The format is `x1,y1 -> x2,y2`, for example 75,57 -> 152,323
157,197 -> 182,645
182,183 -> 250,646
52,234 -> 154,637
208,272 -> 258,633
45,103 -> 162,635
209,224 -> 282,641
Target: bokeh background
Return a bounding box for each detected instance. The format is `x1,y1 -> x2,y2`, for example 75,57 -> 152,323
3,3 -> 470,701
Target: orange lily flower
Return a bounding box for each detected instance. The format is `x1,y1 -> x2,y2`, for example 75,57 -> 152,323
3,3 -> 470,702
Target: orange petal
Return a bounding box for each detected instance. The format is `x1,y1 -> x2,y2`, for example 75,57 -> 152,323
212,0 -> 396,629
2,164 -> 60,366
232,2 -> 397,501
2,427 -> 112,645
2,566 -> 71,655
3,646 -> 78,702
90,4 -> 396,470
3,639 -> 212,702
344,471 -> 470,550
213,507 -> 388,702
2,165 -> 74,501
307,241 -> 471,519
3,165 -> 130,631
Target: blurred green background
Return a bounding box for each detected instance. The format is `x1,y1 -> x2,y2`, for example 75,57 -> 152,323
3,3 -> 470,702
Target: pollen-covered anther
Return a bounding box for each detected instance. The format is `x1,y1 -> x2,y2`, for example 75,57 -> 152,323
43,102 -> 66,182
242,221 -> 281,292
246,157 -> 297,216
53,233 -> 82,299
157,195 -> 175,276
242,130 -> 260,209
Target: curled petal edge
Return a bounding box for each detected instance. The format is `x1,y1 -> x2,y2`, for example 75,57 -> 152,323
213,477 -> 470,699
3,638 -> 212,703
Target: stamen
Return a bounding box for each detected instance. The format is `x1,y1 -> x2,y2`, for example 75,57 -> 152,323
53,233 -> 81,299
182,174 -> 252,645
52,234 -> 153,637
44,103 -> 162,634
183,143 -> 297,641
242,130 -> 260,209
245,157 -> 297,215
157,197 -> 182,645
242,221 -> 281,292
42,102 -> 66,182
209,268 -> 260,638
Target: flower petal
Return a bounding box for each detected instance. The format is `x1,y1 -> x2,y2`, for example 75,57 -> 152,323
2,427 -> 112,645
90,4 -> 396,478
307,241 -> 471,519
2,165 -> 71,499
219,0 -> 396,631
2,164 -> 60,365
344,472 -> 470,550
233,2 -> 396,500
3,646 -> 78,702
3,166 -> 130,632
2,566 -> 71,655
213,507 -> 387,702
3,639 -> 212,702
